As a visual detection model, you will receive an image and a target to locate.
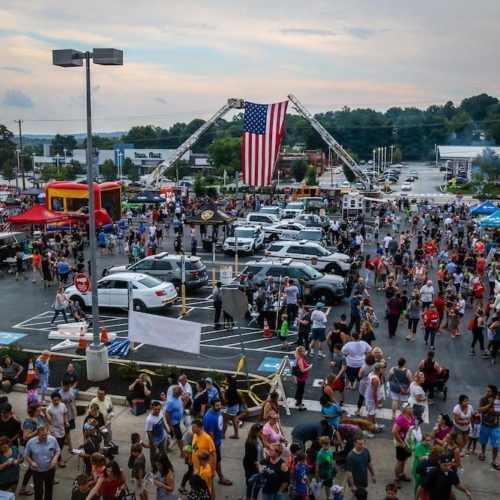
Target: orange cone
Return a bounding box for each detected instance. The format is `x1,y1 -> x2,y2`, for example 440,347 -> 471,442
76,327 -> 87,353
101,322 -> 109,343
263,318 -> 272,338
25,359 -> 35,384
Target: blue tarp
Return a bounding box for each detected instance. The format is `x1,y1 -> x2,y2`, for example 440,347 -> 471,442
479,208 -> 500,228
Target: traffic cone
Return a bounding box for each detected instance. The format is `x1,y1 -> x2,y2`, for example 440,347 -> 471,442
25,359 -> 35,384
76,327 -> 87,353
101,322 -> 109,343
263,318 -> 272,338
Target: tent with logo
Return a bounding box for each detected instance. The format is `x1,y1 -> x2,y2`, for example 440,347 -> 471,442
479,208 -> 500,230
469,200 -> 499,216
6,203 -> 69,224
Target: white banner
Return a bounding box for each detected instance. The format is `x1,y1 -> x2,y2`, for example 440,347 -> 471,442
128,311 -> 202,354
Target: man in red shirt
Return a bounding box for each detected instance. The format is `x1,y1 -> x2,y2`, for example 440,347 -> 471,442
423,303 -> 439,349
434,292 -> 446,333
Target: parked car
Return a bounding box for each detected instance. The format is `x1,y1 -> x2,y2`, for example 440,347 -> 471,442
223,225 -> 265,255
340,181 -> 351,188
239,258 -> 346,304
282,202 -> 305,219
405,176 -> 414,182
448,177 -> 469,186
240,213 -> 280,227
264,221 -> 305,242
258,206 -> 284,219
179,181 -> 192,187
103,253 -> 208,290
296,228 -> 329,247
264,240 -> 351,276
65,272 -> 178,312
0,231 -> 26,262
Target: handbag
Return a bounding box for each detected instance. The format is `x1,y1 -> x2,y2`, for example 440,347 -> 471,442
122,485 -> 136,500
394,370 -> 410,395
291,363 -> 301,377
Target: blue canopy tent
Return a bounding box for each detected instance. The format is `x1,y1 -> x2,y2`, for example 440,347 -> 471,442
479,209 -> 500,230
469,200 -> 499,216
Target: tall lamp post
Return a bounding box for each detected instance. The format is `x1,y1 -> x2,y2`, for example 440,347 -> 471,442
15,149 -> 20,189
63,148 -> 67,168
53,47 -> 123,382
118,152 -> 123,181
390,145 -> 395,165
55,153 -> 61,172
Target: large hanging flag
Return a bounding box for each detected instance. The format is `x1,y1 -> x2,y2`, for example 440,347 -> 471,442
242,101 -> 288,186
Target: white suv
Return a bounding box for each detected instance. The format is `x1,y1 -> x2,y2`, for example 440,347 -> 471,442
223,225 -> 265,255
264,240 -> 351,276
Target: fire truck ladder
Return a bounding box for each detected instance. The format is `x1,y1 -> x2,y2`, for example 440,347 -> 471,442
150,98 -> 245,188
287,94 -> 372,190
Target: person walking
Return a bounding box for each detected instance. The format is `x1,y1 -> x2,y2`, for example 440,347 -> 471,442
213,281 -> 223,329
294,346 -> 312,411
342,333 -> 372,391
24,426 -> 61,500
347,291 -> 362,334
163,386 -> 184,457
50,286 -> 68,326
296,305 -> 311,353
309,302 -> 328,358
387,292 -> 403,338
345,437 -> 376,496
406,293 -> 422,341
392,404 -> 416,489
145,401 -> 167,471
418,351 -> 442,406
14,251 -> 28,281
422,303 -> 439,350
34,350 -> 51,403
45,392 -> 69,467
478,384 -> 500,468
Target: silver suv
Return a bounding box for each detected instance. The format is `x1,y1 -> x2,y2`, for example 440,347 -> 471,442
103,252 -> 208,290
238,258 -> 346,305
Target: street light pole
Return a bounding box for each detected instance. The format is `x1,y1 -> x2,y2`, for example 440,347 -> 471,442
119,153 -> 123,181
15,149 -> 20,190
390,145 -> 395,165
384,147 -> 387,170
53,47 -> 123,382
63,148 -> 67,168
55,153 -> 61,172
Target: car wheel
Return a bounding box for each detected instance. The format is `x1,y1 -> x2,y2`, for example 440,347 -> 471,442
314,290 -> 334,305
133,300 -> 147,312
324,264 -> 335,274
70,296 -> 86,310
270,234 -> 279,242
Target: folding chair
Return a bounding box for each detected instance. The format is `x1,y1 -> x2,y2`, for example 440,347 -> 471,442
247,304 -> 260,326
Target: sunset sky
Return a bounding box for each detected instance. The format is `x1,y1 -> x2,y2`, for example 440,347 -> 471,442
1,0 -> 499,135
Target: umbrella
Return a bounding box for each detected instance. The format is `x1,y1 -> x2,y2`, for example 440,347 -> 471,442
128,190 -> 164,204
21,187 -> 44,196
184,202 -> 236,226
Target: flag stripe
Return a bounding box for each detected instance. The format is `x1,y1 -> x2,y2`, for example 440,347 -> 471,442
242,101 -> 288,187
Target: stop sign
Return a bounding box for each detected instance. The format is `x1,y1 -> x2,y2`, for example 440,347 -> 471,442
74,273 -> 91,293
130,185 -> 136,192
456,192 -> 463,199
284,186 -> 291,194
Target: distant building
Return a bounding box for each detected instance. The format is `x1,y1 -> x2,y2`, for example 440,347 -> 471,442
277,150 -> 327,177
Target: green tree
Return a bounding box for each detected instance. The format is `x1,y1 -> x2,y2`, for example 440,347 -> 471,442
121,125 -> 160,148
50,134 -> 77,155
306,164 -> 317,185
64,165 -> 77,181
343,165 -> 356,183
0,125 -> 16,170
459,93 -> 499,122
392,147 -> 403,163
69,160 -> 85,175
1,159 -> 16,183
41,165 -> 67,182
207,137 -> 242,175
290,159 -> 307,182
474,148 -> 500,182
192,173 -> 207,198
101,159 -> 117,181
485,103 -> 500,144
122,157 -> 140,181
470,172 -> 486,195
82,135 -> 117,150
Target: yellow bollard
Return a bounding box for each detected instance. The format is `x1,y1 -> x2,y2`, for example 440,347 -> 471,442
235,252 -> 239,275
130,342 -> 135,352
212,267 -> 216,289
181,284 -> 187,315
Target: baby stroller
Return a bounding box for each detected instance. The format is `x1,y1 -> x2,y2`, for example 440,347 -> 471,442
361,298 -> 379,327
433,367 -> 449,401
68,301 -> 92,327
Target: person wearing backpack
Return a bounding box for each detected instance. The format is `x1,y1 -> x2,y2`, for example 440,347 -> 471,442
470,309 -> 489,358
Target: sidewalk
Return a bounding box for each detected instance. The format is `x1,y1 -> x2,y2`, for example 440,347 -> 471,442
4,389 -> 499,499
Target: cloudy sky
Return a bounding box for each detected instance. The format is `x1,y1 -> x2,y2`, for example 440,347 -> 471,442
1,0 -> 499,135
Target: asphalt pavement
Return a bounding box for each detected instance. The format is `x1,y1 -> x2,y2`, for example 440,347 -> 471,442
1,163 -> 495,432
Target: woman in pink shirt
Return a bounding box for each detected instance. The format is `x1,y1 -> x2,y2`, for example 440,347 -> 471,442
294,346 -> 313,411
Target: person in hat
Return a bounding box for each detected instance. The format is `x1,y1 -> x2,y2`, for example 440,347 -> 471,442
331,484 -> 344,499
205,377 -> 219,401
310,302 -> 328,359
418,455 -> 472,500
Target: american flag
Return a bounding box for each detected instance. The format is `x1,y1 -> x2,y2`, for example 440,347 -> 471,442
242,101 -> 288,186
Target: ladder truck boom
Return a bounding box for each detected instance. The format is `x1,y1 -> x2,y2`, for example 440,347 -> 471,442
150,98 -> 245,188
287,94 -> 371,189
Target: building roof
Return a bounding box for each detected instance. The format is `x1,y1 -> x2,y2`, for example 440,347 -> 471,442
438,145 -> 500,159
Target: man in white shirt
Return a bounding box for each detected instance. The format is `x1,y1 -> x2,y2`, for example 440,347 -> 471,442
310,302 -> 328,359
420,280 -> 435,310
178,374 -> 193,409
45,392 -> 68,467
383,234 -> 393,255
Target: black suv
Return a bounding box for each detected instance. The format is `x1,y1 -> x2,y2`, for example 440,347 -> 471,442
238,258 -> 346,305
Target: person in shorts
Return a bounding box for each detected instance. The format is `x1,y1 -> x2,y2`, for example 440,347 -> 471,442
478,384 -> 500,468
310,302 -> 328,358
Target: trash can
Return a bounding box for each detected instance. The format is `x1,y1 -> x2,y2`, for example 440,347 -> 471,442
220,265 -> 233,285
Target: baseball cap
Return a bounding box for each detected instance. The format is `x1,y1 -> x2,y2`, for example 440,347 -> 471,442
205,377 -> 213,383
440,456 -> 452,463
84,423 -> 95,430
331,485 -> 343,494
316,302 -> 324,308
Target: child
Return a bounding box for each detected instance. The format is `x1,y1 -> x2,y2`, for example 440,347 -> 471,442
402,264 -> 410,286
383,483 -> 399,500
130,443 -> 148,500
330,344 -> 346,407
448,307 -> 459,339
315,436 -> 336,498
195,450 -> 213,498
70,473 -> 90,500
187,474 -> 211,500
466,412 -> 481,456
292,451 -> 310,500
89,452 -> 106,485
287,443 -> 300,496
330,484 -> 344,500
280,313 -> 290,349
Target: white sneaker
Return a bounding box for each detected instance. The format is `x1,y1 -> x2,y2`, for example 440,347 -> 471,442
317,353 -> 326,358
309,352 -> 314,358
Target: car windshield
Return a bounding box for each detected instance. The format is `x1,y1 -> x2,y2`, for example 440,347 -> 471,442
287,203 -> 303,209
138,276 -> 164,288
298,231 -> 321,240
301,265 -> 323,279
235,229 -> 255,238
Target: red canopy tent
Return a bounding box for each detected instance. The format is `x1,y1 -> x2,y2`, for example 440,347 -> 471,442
6,204 -> 69,224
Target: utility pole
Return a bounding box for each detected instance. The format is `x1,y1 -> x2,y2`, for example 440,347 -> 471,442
15,119 -> 26,190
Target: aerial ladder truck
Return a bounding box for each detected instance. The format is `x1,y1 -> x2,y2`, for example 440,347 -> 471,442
287,94 -> 373,191
149,98 -> 245,189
